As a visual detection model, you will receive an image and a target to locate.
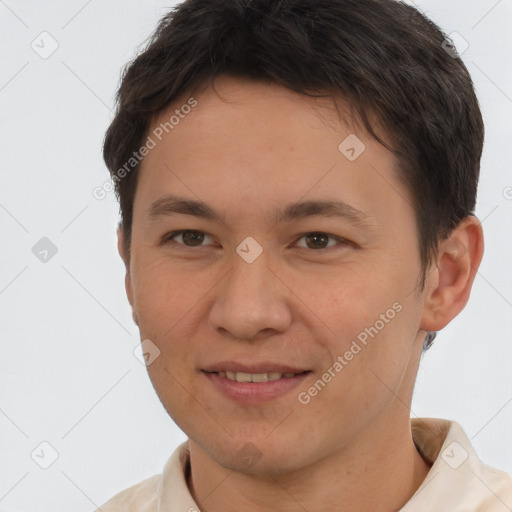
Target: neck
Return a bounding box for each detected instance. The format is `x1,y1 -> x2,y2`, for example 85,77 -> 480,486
187,412 -> 432,512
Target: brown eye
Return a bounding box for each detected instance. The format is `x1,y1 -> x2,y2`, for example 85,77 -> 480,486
181,230 -> 205,246
304,233 -> 330,249
295,232 -> 346,250
163,230 -> 212,247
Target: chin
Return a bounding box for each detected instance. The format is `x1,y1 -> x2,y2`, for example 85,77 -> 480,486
206,433 -> 313,475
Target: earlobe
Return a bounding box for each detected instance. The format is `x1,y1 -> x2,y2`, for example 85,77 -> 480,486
420,216 -> 484,333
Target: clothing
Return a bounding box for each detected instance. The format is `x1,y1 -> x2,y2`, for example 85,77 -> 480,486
96,418 -> 512,511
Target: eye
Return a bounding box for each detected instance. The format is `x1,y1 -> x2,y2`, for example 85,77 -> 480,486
161,230 -> 350,251
293,232 -> 349,251
162,230 -> 215,248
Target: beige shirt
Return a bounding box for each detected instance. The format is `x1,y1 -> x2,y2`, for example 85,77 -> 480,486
97,418 -> 512,511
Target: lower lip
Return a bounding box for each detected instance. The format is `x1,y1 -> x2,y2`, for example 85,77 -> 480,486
202,371 -> 311,404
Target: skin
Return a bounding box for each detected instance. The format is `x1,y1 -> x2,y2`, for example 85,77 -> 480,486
118,75 -> 484,512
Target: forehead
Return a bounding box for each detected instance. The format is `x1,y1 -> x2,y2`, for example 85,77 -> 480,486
152,75 -> 360,142
134,75 -> 412,229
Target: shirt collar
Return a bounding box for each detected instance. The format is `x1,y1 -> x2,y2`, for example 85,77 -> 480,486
402,417 -> 512,510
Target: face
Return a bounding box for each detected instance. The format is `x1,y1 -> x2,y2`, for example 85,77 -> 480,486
124,75 -> 430,474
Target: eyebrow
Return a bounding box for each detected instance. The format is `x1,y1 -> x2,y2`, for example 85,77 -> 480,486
147,194 -> 376,229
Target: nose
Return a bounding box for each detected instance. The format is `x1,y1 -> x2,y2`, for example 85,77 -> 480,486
208,251 -> 293,341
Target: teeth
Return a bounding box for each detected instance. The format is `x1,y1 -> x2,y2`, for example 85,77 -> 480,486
251,373 -> 268,382
217,371 -> 301,382
236,372 -> 252,383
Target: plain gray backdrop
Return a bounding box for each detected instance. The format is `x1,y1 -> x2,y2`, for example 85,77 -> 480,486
1,0 -> 511,510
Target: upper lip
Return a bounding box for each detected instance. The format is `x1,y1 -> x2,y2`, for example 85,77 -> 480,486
202,362 -> 310,374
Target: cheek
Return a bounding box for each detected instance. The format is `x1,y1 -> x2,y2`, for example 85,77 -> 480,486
131,254 -> 209,326
316,268 -> 400,338
129,257 -> 202,373
314,268 -> 417,393
131,258 -> 203,421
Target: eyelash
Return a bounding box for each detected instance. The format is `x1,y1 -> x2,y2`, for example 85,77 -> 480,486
161,230 -> 351,252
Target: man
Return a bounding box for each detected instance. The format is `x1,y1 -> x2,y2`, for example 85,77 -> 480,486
97,0 -> 512,510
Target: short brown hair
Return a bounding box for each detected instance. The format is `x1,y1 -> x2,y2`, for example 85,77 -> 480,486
104,0 -> 484,292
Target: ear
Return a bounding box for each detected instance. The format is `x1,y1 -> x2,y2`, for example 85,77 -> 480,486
420,216 -> 484,332
117,223 -> 139,326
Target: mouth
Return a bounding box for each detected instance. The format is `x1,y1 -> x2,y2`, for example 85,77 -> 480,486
204,370 -> 310,382
201,364 -> 312,404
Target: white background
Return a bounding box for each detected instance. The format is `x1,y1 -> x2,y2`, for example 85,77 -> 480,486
0,0 -> 511,510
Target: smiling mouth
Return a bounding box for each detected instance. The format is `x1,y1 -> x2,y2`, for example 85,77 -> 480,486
204,370 -> 310,382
